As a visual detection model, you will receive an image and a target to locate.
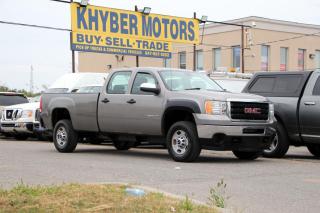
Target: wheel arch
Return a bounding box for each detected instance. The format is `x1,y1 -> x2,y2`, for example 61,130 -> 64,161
162,100 -> 201,135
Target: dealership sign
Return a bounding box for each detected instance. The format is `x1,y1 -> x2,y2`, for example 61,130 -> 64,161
70,3 -> 199,58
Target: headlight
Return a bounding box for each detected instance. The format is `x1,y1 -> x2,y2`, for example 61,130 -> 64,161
269,103 -> 274,117
19,110 -> 33,119
205,101 -> 227,115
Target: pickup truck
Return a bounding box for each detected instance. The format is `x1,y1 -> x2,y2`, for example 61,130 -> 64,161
243,70 -> 320,158
0,92 -> 29,136
41,68 -> 276,162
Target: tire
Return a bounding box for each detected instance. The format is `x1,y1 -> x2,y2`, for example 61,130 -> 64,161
307,144 -> 320,157
113,141 -> 133,150
263,122 -> 289,158
14,135 -> 29,140
233,150 -> 262,160
167,121 -> 201,162
53,119 -> 78,153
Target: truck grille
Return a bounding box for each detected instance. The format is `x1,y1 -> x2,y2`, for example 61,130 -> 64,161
230,102 -> 269,121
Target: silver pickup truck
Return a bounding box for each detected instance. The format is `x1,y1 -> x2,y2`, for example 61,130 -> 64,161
41,68 -> 276,162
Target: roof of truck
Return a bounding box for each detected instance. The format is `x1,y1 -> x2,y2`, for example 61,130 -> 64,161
0,92 -> 26,96
252,71 -> 313,76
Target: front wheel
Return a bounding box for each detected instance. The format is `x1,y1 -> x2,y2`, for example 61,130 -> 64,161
167,121 -> 201,162
263,122 -> 289,158
307,144 -> 320,157
53,119 -> 78,153
233,150 -> 262,160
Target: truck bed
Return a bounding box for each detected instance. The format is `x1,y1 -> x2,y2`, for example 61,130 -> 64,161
41,93 -> 100,132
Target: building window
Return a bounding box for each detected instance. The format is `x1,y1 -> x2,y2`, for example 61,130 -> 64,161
213,48 -> 221,71
163,58 -> 171,68
316,50 -> 320,69
232,46 -> 240,70
196,50 -> 204,70
298,49 -> 306,71
179,52 -> 186,69
261,45 -> 270,71
280,47 -> 288,71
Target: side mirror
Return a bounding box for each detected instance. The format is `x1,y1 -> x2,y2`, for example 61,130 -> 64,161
140,83 -> 160,95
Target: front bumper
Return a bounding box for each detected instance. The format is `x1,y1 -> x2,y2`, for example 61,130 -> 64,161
195,114 -> 277,151
0,122 -> 36,134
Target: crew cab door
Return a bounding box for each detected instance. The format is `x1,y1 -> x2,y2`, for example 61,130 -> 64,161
98,71 -> 132,133
124,71 -> 165,135
299,71 -> 320,143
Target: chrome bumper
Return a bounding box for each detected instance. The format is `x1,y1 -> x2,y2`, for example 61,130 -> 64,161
194,113 -> 277,139
0,122 -> 35,134
197,124 -> 276,138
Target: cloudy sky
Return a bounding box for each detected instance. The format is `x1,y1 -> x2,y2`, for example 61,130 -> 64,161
0,0 -> 319,91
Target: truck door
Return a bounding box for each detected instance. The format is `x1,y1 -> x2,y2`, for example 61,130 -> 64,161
299,71 -> 320,143
98,71 -> 133,133
125,71 -> 165,135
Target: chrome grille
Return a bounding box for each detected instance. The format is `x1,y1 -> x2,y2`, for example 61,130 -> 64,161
230,102 -> 269,121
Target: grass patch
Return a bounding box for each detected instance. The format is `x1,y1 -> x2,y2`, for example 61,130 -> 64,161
0,183 -> 217,213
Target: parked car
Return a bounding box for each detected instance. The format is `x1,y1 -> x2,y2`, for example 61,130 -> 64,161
0,92 -> 29,136
46,73 -> 107,93
243,70 -> 320,158
76,85 -> 102,93
211,71 -> 252,93
41,68 -> 276,162
1,101 -> 41,140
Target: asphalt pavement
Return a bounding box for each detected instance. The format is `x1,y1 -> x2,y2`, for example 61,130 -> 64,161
0,138 -> 320,213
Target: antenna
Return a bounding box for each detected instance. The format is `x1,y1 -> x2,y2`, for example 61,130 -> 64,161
30,65 -> 34,94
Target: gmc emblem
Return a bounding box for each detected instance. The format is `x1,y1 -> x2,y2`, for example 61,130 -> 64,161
244,107 -> 261,114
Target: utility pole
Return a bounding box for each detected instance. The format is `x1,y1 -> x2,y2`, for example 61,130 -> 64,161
241,25 -> 245,73
203,20 -> 252,73
193,12 -> 197,71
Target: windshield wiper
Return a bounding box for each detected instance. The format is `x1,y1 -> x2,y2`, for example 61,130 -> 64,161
185,88 -> 201,90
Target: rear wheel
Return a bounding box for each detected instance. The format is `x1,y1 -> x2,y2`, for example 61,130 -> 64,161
167,121 -> 201,162
307,144 -> 320,157
53,119 -> 78,153
233,150 -> 261,160
263,122 -> 289,158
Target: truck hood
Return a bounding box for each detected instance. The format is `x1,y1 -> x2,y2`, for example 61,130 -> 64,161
3,102 -> 39,110
174,90 -> 268,102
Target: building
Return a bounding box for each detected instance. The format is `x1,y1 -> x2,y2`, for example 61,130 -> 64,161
78,16 -> 320,73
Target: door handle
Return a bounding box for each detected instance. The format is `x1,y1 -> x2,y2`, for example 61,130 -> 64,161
304,101 -> 316,106
127,99 -> 136,104
101,98 -> 110,103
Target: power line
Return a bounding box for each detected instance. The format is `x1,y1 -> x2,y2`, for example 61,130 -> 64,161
0,20 -> 70,32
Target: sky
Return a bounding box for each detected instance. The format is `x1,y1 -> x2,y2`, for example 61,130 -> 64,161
0,0 -> 320,92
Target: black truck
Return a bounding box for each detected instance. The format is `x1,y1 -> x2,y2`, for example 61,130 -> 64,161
243,70 -> 320,158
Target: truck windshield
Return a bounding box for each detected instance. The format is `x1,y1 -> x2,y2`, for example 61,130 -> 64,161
0,95 -> 28,106
159,70 -> 223,91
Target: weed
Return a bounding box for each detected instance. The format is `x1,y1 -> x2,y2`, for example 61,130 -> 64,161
208,179 -> 229,208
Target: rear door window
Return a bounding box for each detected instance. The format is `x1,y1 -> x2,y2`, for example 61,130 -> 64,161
107,71 -> 132,94
0,95 -> 28,106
